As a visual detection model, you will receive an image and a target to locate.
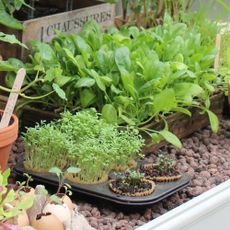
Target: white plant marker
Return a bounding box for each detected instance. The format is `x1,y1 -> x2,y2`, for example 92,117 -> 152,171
214,33 -> 221,70
0,68 -> 26,129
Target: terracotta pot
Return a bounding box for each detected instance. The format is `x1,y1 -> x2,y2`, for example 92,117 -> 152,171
0,110 -> 18,171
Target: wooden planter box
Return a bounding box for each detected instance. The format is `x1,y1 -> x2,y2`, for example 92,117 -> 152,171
142,93 -> 224,154
0,92 -> 224,153
0,0 -> 115,61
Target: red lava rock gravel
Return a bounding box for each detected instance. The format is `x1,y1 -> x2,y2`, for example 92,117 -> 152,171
9,118 -> 230,229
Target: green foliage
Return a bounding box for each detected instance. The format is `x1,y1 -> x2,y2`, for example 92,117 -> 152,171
23,122 -> 75,171
157,154 -> 174,174
24,110 -> 144,182
0,0 -> 31,29
0,32 -> 27,48
0,169 -> 34,222
49,166 -> 80,194
16,172 -> 33,191
4,16 -> 221,147
115,169 -> 145,187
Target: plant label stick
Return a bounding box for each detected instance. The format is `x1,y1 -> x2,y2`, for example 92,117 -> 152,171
0,68 -> 26,129
214,34 -> 221,70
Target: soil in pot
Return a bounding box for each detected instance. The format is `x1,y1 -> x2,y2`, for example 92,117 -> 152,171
109,178 -> 155,197
108,170 -> 156,196
140,163 -> 182,182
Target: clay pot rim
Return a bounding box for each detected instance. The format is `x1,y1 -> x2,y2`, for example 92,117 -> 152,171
0,110 -> 18,133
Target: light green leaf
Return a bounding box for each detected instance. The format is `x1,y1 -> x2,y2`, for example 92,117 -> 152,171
75,78 -> 95,88
151,133 -> 163,144
31,41 -> 56,61
49,167 -> 62,175
0,32 -> 27,48
44,68 -> 62,82
153,89 -> 177,114
88,69 -> 106,92
115,46 -> 131,72
172,107 -> 191,116
80,88 -> 96,107
174,83 -> 203,104
207,110 -> 219,133
120,114 -> 135,125
52,83 -> 67,100
0,11 -> 22,30
67,166 -> 81,174
159,130 -> 182,148
102,104 -> 118,124
0,60 -> 18,71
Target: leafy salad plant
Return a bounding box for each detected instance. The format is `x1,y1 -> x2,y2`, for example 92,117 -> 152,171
1,14 -> 221,148
0,0 -> 31,47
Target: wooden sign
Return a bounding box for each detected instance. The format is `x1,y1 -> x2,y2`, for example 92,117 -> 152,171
22,3 -> 115,44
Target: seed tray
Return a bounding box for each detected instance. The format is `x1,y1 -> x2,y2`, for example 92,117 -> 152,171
14,164 -> 190,206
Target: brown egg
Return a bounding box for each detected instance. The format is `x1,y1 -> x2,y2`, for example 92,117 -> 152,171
16,211 -> 30,227
31,213 -> 64,230
58,193 -> 73,211
43,203 -> 71,223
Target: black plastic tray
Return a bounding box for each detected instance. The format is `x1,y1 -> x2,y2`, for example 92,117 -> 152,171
14,164 -> 190,206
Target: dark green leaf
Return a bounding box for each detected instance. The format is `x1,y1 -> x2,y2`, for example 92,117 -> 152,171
80,88 -> 96,107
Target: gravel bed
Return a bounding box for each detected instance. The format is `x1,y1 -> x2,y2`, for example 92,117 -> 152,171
8,118 -> 230,230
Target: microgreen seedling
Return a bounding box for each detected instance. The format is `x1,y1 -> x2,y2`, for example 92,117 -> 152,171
49,166 -> 80,194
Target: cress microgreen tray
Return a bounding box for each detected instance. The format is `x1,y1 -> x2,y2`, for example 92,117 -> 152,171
14,163 -> 190,206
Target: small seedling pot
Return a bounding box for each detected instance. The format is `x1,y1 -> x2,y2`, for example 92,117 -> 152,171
143,163 -> 182,182
65,173 -> 108,185
112,160 -> 137,171
23,163 -> 49,173
0,110 -> 18,171
109,179 -> 156,197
